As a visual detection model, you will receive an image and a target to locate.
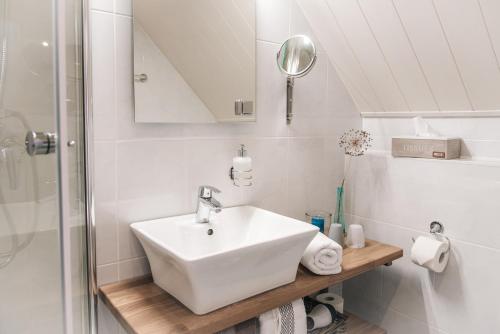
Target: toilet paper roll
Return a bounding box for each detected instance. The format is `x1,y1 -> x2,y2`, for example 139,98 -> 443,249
316,293 -> 344,314
306,304 -> 335,330
411,236 -> 450,273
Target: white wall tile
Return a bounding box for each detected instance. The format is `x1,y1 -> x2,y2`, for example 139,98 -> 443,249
253,41 -> 289,137
457,118 -> 500,141
288,54 -> 332,137
362,117 -> 417,137
347,153 -> 500,249
94,142 -> 116,203
323,140 -> 348,208
292,51 -> 328,117
380,309 -> 444,334
117,204 -> 145,261
113,14 -> 133,138
91,0 -> 113,13
116,140 -> 188,201
92,11 -> 116,141
116,196 -> 189,227
97,263 -> 118,286
119,257 -> 151,280
430,239 -> 500,333
114,196 -> 186,266
287,137 -> 331,220
461,139 -> 500,160
185,138 -> 244,210
96,203 -> 118,265
346,212 -> 500,333
345,116 -> 500,334
114,0 -> 132,16
344,268 -> 382,307
366,221 -> 438,327
239,138 -> 289,215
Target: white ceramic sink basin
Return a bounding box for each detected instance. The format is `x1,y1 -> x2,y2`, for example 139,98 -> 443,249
131,205 -> 318,314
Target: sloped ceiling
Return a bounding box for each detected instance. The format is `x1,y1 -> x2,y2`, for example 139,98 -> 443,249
296,0 -> 500,116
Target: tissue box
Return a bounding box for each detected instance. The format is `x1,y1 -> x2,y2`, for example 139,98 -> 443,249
392,137 -> 461,160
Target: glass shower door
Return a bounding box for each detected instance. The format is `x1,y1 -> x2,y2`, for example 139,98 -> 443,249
0,0 -> 89,333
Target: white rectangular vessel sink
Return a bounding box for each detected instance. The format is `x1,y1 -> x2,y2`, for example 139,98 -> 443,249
131,205 -> 318,314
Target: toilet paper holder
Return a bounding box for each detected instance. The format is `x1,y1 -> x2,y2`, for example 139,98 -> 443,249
412,221 -> 451,254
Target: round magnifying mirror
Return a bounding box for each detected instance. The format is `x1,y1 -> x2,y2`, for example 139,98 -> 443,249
277,35 -> 317,78
276,35 -> 317,124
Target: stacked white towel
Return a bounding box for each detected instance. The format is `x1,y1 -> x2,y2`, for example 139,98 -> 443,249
301,233 -> 343,275
259,299 -> 307,334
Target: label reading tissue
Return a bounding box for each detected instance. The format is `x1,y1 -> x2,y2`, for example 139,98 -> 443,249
392,137 -> 460,160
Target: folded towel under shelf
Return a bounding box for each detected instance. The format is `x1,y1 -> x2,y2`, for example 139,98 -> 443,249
301,233 -> 343,275
259,299 -> 307,334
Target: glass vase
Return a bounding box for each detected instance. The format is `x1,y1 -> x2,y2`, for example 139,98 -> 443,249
334,186 -> 346,233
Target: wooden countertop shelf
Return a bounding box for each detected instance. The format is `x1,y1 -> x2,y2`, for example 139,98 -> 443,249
99,240 -> 402,334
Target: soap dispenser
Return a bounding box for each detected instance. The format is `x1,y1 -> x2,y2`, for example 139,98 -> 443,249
229,144 -> 252,187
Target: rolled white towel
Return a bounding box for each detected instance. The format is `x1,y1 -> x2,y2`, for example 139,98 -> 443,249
259,299 -> 306,334
301,233 -> 343,275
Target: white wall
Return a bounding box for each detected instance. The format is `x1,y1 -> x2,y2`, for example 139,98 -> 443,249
344,117 -> 500,334
91,0 -> 360,332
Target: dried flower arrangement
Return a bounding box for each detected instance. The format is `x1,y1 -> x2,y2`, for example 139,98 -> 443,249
339,129 -> 373,158
334,129 -> 372,233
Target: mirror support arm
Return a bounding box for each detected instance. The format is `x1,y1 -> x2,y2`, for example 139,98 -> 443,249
287,77 -> 294,124
277,35 -> 317,125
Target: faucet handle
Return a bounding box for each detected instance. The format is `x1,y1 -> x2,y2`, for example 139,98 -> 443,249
198,185 -> 221,199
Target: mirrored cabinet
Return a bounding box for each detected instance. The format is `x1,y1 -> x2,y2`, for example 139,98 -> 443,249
133,0 -> 256,123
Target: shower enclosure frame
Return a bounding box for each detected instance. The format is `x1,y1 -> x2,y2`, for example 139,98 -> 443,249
57,0 -> 98,332
81,0 -> 98,332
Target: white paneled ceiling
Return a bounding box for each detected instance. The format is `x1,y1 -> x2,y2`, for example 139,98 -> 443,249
296,0 -> 500,116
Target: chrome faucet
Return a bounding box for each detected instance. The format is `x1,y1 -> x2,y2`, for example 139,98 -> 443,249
196,185 -> 222,223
